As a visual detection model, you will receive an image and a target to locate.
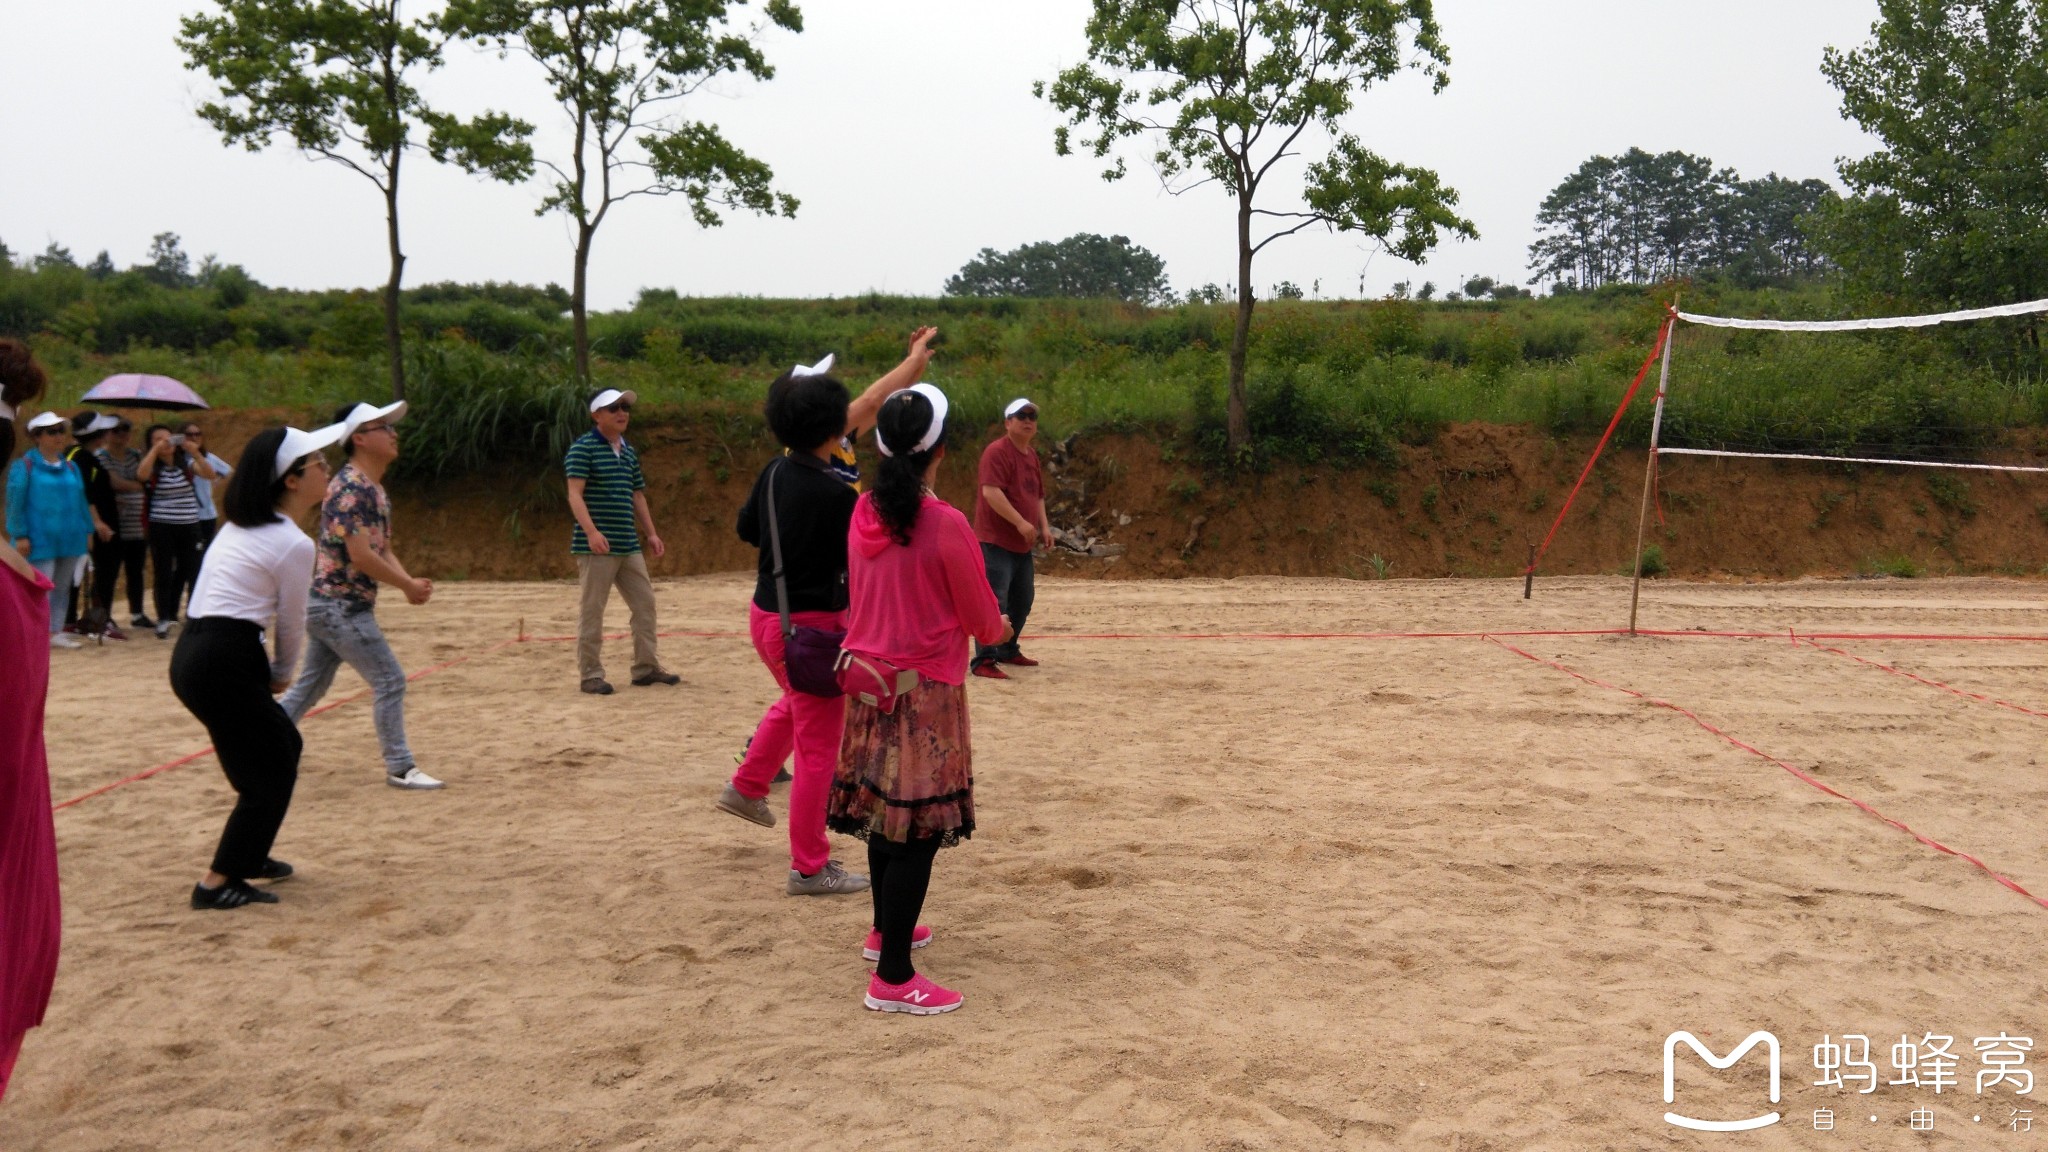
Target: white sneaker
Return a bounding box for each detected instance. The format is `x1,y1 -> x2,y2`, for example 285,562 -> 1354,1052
50,633 -> 82,650
387,767 -> 445,790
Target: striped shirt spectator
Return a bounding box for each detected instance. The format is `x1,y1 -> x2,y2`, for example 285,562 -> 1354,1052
147,459 -> 205,526
564,428 -> 645,555
100,446 -> 146,540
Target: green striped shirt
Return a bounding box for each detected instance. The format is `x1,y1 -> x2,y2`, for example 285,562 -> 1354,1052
565,429 -> 645,555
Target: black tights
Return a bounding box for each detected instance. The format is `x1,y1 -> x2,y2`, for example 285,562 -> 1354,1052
866,835 -> 942,984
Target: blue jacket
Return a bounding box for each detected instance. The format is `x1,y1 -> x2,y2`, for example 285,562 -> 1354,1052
6,452 -> 94,561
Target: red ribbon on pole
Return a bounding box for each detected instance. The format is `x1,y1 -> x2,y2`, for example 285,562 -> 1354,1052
1523,317 -> 1674,576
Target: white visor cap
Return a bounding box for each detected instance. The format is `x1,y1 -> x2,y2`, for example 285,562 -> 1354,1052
589,388 -> 638,413
1004,397 -> 1037,418
25,411 -> 68,432
339,400 -> 407,442
791,354 -> 835,378
876,382 -> 949,458
84,413 -> 122,434
273,422 -> 349,482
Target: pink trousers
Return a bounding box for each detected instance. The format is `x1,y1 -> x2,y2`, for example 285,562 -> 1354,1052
731,603 -> 847,875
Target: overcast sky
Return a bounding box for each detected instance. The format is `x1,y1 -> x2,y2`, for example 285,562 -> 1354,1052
2,0 -> 1881,309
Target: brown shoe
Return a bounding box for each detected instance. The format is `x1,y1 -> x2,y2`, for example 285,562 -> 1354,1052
971,663 -> 1009,680
581,678 -> 615,695
998,653 -> 1039,667
632,669 -> 681,686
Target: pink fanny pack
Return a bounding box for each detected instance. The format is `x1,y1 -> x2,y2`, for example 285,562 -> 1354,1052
834,649 -> 921,714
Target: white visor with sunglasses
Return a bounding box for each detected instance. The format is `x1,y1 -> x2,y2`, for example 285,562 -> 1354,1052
273,423 -> 348,482
1004,397 -> 1037,419
589,388 -> 638,413
26,411 -> 67,432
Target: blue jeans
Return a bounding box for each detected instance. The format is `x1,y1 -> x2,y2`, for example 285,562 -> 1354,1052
30,556 -> 85,635
280,597 -> 415,774
973,543 -> 1033,666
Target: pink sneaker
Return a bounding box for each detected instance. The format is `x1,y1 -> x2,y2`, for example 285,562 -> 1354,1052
861,924 -> 933,961
864,972 -> 962,1015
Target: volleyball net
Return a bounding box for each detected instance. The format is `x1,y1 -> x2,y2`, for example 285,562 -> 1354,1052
1524,295 -> 2048,622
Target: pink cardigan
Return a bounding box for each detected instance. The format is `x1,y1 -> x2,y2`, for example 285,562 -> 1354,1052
843,493 -> 1006,686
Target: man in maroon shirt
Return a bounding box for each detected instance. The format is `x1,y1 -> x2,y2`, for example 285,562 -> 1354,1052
971,398 -> 1056,679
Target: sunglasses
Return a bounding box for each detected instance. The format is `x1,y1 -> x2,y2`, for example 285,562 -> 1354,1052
35,426 -> 68,436
601,403 -> 633,414
1011,410 -> 1039,421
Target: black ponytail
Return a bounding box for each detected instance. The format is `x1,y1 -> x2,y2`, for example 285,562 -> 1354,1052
224,428 -> 297,528
872,390 -> 939,546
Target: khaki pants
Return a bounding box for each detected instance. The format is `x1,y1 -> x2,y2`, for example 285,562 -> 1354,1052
576,553 -> 660,683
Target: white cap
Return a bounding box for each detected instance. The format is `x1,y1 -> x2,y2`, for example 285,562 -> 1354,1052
791,354 -> 835,378
338,400 -> 407,442
1004,397 -> 1037,418
25,411 -> 67,432
273,422 -> 349,481
589,388 -> 638,413
875,382 -> 949,458
83,413 -> 121,434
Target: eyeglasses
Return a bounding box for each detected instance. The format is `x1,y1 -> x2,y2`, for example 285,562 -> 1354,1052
357,423 -> 397,436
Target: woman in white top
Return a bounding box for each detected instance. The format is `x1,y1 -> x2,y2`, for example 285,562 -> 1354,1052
172,423 -> 344,910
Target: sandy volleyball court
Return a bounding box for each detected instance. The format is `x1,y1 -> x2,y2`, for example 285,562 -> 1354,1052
8,574 -> 2048,1149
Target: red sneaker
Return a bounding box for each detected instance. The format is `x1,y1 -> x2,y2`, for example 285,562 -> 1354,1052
862,924 -> 933,961
971,663 -> 1009,680
998,653 -> 1038,667
864,972 -> 962,1015
99,624 -> 129,642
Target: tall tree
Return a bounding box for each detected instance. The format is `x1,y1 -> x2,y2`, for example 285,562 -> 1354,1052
1038,0 -> 1475,451
439,0 -> 801,381
179,0 -> 535,400
1816,0 -> 2048,359
945,233 -> 1173,303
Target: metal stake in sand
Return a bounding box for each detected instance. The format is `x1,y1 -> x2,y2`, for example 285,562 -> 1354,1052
1627,304 -> 1679,636
1523,544 -> 1535,600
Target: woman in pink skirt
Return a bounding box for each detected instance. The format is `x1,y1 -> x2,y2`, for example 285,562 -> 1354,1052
828,383 -> 1010,1015
0,338 -> 62,1099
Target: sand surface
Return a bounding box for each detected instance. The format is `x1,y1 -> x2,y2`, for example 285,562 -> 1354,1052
8,574 -> 2048,1150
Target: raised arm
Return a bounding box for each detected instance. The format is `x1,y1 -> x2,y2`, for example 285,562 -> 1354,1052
844,326 -> 938,438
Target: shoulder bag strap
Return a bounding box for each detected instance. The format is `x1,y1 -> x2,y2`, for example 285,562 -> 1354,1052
765,458 -> 794,640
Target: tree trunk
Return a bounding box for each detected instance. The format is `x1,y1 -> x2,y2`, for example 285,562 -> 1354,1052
1226,193 -> 1254,451
382,163 -> 406,403
572,220 -> 593,382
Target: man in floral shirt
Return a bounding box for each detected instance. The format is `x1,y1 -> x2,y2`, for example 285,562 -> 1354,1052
279,401 -> 443,790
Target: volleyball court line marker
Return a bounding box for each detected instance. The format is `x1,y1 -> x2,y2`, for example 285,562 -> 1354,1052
53,625 -> 2048,812
51,637 -> 522,812
1483,635 -> 2048,912
1795,637 -> 2048,723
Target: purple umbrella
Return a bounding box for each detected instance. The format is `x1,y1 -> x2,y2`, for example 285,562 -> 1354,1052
80,374 -> 210,411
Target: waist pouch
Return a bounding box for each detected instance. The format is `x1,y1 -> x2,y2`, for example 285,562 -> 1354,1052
834,649 -> 921,714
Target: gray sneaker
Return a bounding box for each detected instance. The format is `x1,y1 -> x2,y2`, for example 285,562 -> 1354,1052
787,860 -> 870,896
716,783 -> 775,828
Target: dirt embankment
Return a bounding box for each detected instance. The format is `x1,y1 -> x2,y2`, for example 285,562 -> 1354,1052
110,410 -> 2048,582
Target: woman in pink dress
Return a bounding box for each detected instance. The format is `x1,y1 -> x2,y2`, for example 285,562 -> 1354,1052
0,337 -> 61,1100
828,384 -> 1010,1015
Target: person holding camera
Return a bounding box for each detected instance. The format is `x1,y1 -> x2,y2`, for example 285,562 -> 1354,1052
179,421 -> 233,546
140,423 -> 217,638
278,402 -> 443,791
828,384 -> 1011,1015
717,328 -> 938,897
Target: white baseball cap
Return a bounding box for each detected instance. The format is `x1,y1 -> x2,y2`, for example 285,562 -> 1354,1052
1004,397 -> 1038,418
338,400 -> 407,442
589,388 -> 638,413
25,411 -> 67,432
273,423 -> 349,481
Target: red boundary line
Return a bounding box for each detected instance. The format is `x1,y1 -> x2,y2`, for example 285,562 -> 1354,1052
1483,635 -> 2048,911
1797,637 -> 2048,722
53,625 -> 2048,812
52,637 -> 522,812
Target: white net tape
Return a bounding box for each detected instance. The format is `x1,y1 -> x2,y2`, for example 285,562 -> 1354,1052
1677,297 -> 2048,332
1658,447 -> 2048,474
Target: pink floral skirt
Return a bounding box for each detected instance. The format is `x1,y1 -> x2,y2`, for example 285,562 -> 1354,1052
827,678 -> 974,846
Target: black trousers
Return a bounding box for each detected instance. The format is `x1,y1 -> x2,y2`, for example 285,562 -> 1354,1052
149,521 -> 206,623
66,536 -> 124,625
169,618 -> 302,881
867,835 -> 942,984
106,538 -> 147,616
972,543 -> 1034,666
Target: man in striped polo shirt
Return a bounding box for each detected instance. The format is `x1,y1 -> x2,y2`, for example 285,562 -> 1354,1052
566,388 -> 677,694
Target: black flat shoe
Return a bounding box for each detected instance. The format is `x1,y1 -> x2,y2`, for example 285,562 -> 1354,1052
772,767 -> 793,784
257,858 -> 293,881
191,879 -> 279,910
631,669 -> 681,686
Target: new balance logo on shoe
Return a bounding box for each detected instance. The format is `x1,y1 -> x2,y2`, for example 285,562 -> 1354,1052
903,988 -> 931,1004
